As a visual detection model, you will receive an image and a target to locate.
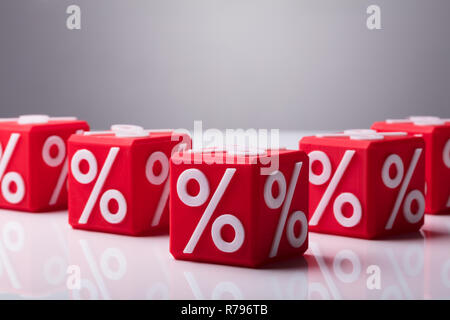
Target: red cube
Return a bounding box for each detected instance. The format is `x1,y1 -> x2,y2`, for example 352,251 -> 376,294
169,148 -> 309,268
372,116 -> 450,214
68,125 -> 190,236
299,129 -> 425,239
0,115 -> 89,212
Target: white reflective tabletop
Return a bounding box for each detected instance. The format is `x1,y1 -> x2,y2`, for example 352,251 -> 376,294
0,131 -> 448,300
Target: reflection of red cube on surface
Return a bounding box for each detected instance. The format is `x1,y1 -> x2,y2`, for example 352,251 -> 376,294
372,116 -> 450,215
68,125 -> 191,236
67,228 -> 171,300
0,115 -> 89,212
170,148 -> 309,268
0,209 -> 70,298
307,232 -> 424,300
168,256 -> 309,299
299,129 -> 425,239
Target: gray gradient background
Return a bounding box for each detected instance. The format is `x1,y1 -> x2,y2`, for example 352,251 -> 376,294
0,0 -> 449,130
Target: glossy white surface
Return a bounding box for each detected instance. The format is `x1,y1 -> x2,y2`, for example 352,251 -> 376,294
0,131 -> 448,300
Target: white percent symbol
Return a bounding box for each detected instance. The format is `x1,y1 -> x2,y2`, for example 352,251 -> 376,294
0,133 -> 25,204
177,168 -> 245,254
146,151 -> 170,227
386,117 -> 450,209
43,135 -> 69,205
44,129 -> 85,206
146,141 -> 188,227
71,147 -> 127,224
264,162 -> 307,258
309,130 -> 409,228
383,148 -> 425,230
308,149 -> 361,228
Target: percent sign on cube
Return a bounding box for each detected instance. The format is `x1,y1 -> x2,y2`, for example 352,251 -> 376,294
145,151 -> 171,227
178,168 -> 244,254
170,148 -> 309,267
0,115 -> 89,212
68,124 -> 191,235
0,133 -> 24,205
0,133 -> 70,206
44,131 -> 87,206
300,129 -> 425,239
263,162 -> 307,258
0,221 -> 25,291
71,147 -> 126,225
308,148 -> 361,229
372,116 -> 450,214
381,148 -> 424,230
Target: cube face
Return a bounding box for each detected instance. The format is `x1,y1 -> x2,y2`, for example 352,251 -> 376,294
169,149 -> 309,268
255,151 -> 309,264
367,140 -> 426,236
0,116 -> 89,212
68,137 -> 135,235
299,140 -> 370,238
429,127 -> 450,214
300,131 -> 425,239
170,159 -> 255,266
372,117 -> 450,214
68,128 -> 190,236
130,139 -> 185,234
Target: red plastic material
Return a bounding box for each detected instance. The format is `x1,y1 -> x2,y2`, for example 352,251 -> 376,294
299,131 -> 425,239
68,129 -> 190,236
169,149 -> 309,268
372,119 -> 450,214
0,117 -> 89,212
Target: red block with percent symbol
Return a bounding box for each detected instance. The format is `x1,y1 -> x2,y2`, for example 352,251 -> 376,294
299,129 -> 426,239
170,148 -> 309,267
68,125 -> 191,236
0,115 -> 89,212
372,116 -> 450,214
